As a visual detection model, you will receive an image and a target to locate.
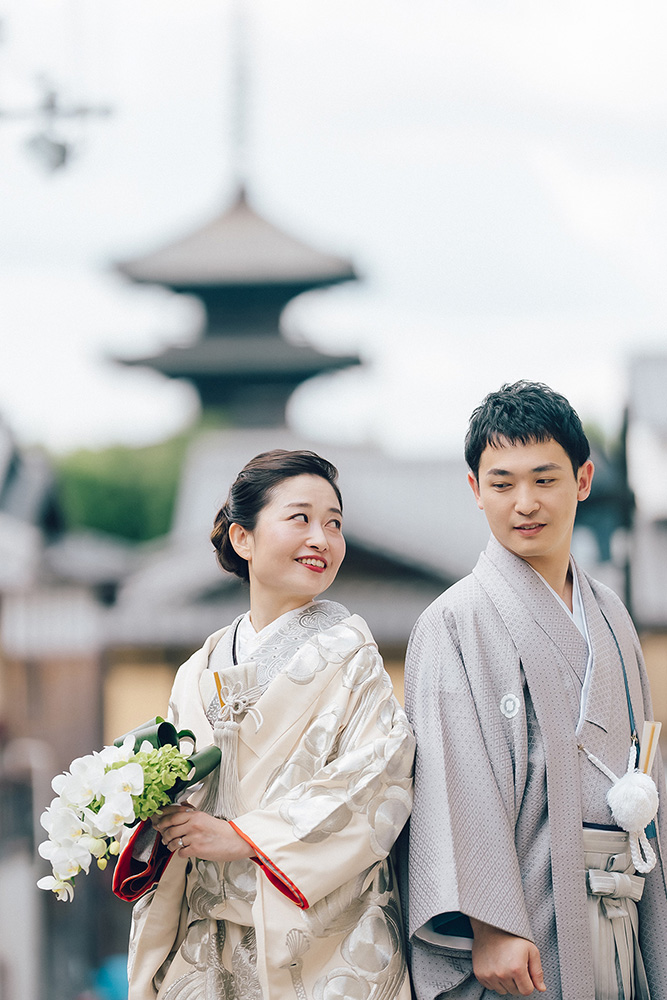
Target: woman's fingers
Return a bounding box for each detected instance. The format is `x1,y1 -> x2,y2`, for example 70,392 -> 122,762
162,823 -> 191,854
171,833 -> 190,855
152,806 -> 192,848
150,807 -> 253,862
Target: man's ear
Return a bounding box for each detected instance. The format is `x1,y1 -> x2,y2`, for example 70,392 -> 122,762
468,471 -> 484,510
228,522 -> 251,561
577,460 -> 595,502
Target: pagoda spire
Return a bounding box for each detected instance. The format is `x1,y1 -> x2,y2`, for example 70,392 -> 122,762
229,0 -> 250,192
115,4 -> 359,428
116,194 -> 359,426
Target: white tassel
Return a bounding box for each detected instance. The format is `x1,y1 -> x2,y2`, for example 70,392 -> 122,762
199,720 -> 243,820
200,678 -> 265,821
606,769 -> 659,874
580,742 -> 659,874
629,830 -> 657,874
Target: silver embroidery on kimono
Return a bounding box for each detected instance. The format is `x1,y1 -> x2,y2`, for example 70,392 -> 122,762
282,929 -> 310,1000
205,602 -> 352,727
129,600 -> 414,1000
305,860 -> 408,1000
161,924 -> 261,1000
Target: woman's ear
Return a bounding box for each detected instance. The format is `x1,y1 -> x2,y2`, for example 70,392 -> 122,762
228,522 -> 252,561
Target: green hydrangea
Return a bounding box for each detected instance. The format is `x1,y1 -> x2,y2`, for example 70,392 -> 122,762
129,745 -> 191,821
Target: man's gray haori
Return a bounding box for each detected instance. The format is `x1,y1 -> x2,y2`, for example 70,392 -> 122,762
404,536 -> 667,1000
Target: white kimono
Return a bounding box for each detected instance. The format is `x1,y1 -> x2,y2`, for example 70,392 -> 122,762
402,537 -> 667,1000
127,600 -> 415,1000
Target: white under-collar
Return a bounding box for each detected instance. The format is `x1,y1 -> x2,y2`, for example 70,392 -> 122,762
530,560 -> 589,646
530,561 -> 593,732
236,601 -> 316,661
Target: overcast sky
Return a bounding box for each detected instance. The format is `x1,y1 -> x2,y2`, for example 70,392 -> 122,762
1,0 -> 667,456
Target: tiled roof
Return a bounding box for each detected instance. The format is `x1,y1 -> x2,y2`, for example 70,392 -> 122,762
170,427 -> 490,583
117,188 -> 356,289
119,334 -> 360,381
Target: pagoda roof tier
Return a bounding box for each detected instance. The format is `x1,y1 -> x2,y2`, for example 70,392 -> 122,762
117,188 -> 356,290
118,334 -> 360,382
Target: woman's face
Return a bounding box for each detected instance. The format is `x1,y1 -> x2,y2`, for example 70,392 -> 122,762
236,474 -> 346,606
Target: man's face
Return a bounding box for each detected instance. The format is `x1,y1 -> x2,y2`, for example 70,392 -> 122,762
468,437 -> 594,574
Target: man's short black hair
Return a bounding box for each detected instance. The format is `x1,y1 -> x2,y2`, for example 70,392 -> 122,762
465,380 -> 590,480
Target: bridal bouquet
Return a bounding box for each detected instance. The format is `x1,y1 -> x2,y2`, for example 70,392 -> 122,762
37,719 -> 220,901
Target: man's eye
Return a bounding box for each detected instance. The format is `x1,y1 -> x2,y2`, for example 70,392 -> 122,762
536,478 -> 555,485
492,483 -> 510,490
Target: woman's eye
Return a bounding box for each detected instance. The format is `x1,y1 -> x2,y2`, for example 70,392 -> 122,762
291,513 -> 308,522
328,518 -> 342,530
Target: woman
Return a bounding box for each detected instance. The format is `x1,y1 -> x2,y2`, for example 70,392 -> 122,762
129,449 -> 415,1000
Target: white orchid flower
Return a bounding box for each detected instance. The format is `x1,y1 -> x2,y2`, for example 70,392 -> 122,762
41,803 -> 90,845
98,735 -> 135,764
81,806 -> 107,840
70,752 -> 103,775
51,772 -> 75,798
40,797 -> 66,834
38,838 -> 60,861
100,762 -> 144,798
52,754 -> 106,808
78,834 -> 108,858
95,792 -> 136,837
38,838 -> 89,879
45,839 -> 93,879
37,875 -> 75,901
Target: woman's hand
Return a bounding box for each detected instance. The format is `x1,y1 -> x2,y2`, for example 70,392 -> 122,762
151,803 -> 255,863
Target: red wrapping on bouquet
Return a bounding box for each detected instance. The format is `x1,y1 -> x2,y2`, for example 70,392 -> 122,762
112,819 -> 173,901
109,717 -> 222,901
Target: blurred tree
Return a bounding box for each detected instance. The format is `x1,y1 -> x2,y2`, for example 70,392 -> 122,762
54,427 -> 203,542
577,414 -> 634,611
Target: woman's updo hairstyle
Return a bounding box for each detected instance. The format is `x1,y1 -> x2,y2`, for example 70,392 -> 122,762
211,449 -> 343,581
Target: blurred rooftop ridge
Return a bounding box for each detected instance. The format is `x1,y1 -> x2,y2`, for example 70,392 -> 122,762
117,185 -> 357,289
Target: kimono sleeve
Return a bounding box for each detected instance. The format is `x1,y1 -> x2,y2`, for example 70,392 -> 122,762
229,644 -> 415,909
404,594 -> 533,945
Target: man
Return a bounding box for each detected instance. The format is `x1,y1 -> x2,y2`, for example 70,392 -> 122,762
403,382 -> 667,999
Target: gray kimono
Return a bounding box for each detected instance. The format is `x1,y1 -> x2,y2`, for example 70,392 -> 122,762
403,536 -> 667,1000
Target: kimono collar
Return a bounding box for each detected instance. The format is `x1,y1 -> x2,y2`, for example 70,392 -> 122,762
473,534 -> 596,999
236,601 -> 317,663
204,599 -> 351,707
481,536 -> 590,679
483,534 -> 576,601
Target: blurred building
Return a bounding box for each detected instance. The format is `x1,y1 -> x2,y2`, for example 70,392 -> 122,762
0,420 -> 64,1000
102,186 -> 493,731
2,191 -> 479,1000
627,354 -> 667,744
0,424 -> 135,1000
1,190 -> 647,1000
116,185 -> 360,425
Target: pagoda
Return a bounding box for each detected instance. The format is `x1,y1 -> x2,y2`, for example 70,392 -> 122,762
116,186 -> 360,426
